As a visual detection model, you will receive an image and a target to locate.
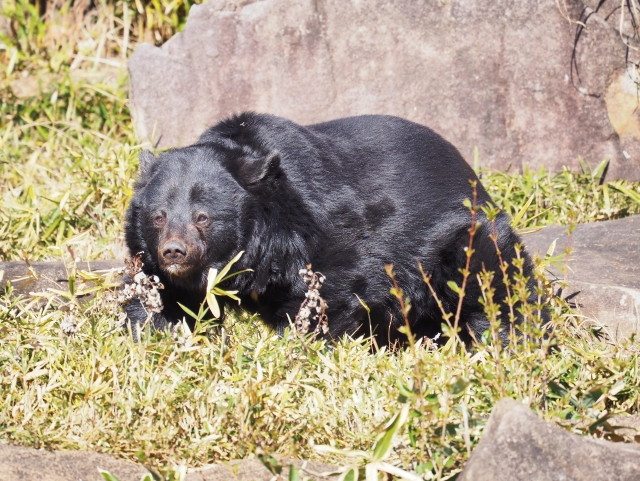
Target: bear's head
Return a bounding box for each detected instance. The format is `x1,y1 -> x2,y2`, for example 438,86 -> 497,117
125,144 -> 282,292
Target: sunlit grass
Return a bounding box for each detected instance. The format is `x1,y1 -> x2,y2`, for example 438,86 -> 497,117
0,276 -> 638,479
480,161 -> 640,228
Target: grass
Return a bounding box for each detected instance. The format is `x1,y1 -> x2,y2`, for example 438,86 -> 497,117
1,1 -> 640,480
1,271 -> 639,480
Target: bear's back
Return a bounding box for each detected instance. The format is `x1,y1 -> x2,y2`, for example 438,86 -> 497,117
204,112 -> 492,225
303,115 -> 491,219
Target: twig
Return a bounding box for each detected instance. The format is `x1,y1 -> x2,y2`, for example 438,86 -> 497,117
453,182 -> 480,344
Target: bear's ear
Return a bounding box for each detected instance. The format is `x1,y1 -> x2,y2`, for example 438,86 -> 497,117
240,150 -> 282,187
257,150 -> 281,182
138,150 -> 157,177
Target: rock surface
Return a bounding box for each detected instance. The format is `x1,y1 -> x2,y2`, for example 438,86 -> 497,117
458,398 -> 640,481
128,0 -> 640,179
0,260 -> 123,297
0,443 -> 147,481
0,443 -> 334,481
523,215 -> 640,341
188,458 -> 335,481
606,412 -> 640,442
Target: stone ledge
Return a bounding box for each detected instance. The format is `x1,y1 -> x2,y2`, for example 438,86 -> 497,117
0,443 -> 334,481
523,215 -> 640,341
458,398 -> 640,481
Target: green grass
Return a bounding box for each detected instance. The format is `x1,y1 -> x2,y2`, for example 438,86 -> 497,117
1,2 -> 640,480
480,161 -> 640,228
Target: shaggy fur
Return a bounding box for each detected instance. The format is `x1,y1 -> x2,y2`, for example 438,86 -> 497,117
124,113 -> 545,345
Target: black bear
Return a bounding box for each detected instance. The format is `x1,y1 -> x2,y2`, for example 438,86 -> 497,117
124,112 -> 545,346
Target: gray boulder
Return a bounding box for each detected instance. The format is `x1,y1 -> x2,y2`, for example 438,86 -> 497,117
458,398 -> 640,481
129,0 -> 640,179
524,215 -> 640,342
0,260 -> 122,296
606,413 -> 640,442
0,443 -> 147,481
0,443 -> 334,481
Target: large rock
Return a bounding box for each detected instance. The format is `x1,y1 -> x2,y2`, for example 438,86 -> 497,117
0,443 -> 147,481
0,260 -> 123,297
0,443 -> 334,481
606,412 -> 640,442
458,398 -> 640,481
524,215 -> 640,341
129,0 -> 640,179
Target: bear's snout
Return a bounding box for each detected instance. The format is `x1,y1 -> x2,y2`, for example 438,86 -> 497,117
157,235 -> 204,280
161,240 -> 188,263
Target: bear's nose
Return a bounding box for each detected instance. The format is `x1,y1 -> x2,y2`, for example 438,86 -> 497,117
162,240 -> 187,262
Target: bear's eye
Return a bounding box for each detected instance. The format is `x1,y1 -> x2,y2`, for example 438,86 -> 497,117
195,213 -> 210,226
153,214 -> 166,228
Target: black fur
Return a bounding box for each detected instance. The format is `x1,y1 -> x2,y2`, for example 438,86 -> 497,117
124,113 -> 545,346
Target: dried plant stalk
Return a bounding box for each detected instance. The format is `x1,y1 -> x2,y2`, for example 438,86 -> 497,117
108,252 -> 164,317
294,265 -> 329,336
